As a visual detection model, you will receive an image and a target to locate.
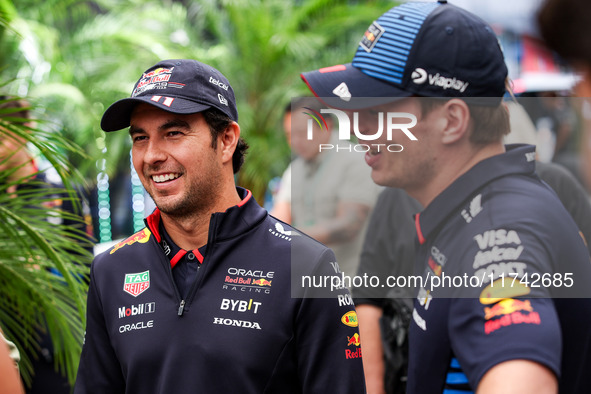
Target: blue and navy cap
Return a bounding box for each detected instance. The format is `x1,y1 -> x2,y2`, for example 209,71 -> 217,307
301,1 -> 508,108
101,59 -> 238,132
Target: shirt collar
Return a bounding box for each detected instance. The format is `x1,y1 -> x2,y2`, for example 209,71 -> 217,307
415,144 -> 537,244
144,187 -> 266,245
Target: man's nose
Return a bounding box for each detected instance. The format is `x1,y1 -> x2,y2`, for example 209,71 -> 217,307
143,140 -> 167,164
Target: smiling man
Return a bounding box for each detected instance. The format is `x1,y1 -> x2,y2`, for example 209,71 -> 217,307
74,59 -> 366,394
301,1 -> 591,393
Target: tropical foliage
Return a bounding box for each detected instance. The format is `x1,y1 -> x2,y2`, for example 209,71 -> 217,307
2,0 -> 395,202
0,96 -> 93,386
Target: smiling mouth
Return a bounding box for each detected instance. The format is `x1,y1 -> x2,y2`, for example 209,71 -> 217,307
152,173 -> 180,183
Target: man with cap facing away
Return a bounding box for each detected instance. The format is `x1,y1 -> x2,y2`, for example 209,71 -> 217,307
74,59 -> 366,394
302,1 -> 591,393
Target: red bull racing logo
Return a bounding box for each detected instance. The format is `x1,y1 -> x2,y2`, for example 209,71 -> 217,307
345,348 -> 362,360
110,228 -> 151,254
347,333 -> 361,347
345,332 -> 362,359
123,270 -> 150,297
484,298 -> 533,320
223,268 -> 274,294
483,298 -> 541,335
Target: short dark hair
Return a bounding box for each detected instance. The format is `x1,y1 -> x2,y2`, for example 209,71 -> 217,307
201,107 -> 248,174
538,0 -> 591,67
418,98 -> 510,145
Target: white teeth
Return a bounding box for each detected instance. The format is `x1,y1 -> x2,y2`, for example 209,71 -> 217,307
152,173 -> 179,183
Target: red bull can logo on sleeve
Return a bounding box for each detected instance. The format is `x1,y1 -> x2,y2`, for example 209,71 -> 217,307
484,298 -> 533,320
483,298 -> 541,335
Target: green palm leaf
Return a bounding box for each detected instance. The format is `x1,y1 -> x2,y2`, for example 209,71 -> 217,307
0,97 -> 92,386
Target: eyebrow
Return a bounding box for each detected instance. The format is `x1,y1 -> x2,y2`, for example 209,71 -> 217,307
129,119 -> 192,136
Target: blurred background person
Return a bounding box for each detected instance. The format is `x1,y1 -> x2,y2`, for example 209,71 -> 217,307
354,96 -> 591,394
537,0 -> 591,97
0,330 -> 24,394
288,96 -> 380,280
270,102 -> 294,224
537,0 -> 591,193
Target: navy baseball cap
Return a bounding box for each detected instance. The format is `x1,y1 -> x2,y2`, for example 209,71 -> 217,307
301,1 -> 508,108
101,59 -> 238,131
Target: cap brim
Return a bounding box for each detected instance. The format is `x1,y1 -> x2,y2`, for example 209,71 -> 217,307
300,63 -> 412,110
101,96 -> 212,132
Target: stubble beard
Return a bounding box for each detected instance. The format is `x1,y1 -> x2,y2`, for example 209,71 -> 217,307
379,152 -> 435,193
144,171 -> 223,221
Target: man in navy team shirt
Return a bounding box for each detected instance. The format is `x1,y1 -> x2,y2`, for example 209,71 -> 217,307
302,1 -> 591,393
74,59 -> 366,393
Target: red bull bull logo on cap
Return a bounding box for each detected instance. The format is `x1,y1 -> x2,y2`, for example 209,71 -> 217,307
124,270 -> 150,297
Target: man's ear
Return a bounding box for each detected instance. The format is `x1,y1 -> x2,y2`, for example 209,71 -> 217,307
441,99 -> 471,145
220,121 -> 240,164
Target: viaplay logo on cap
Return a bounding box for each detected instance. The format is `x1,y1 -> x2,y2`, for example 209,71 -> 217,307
411,68 -> 428,85
411,67 -> 469,93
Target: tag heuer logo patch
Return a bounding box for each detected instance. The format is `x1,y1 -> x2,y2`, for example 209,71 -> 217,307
124,271 -> 150,297
360,21 -> 385,53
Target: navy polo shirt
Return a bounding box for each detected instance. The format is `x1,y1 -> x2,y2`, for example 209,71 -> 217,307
407,145 -> 591,393
159,222 -> 206,299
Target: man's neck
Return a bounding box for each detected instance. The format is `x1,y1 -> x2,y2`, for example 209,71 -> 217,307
414,142 -> 506,208
159,185 -> 242,250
